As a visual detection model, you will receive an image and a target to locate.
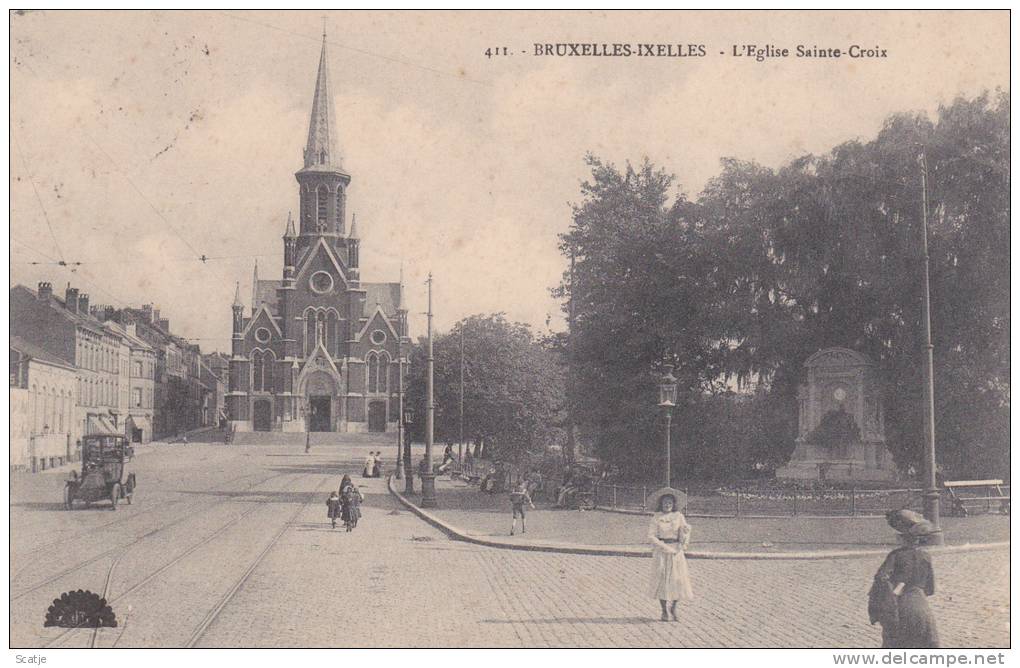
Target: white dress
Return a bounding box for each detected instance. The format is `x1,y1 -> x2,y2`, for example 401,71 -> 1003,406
648,511 -> 694,601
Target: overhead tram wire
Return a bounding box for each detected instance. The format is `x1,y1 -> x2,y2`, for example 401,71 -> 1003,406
11,249 -> 284,267
218,12 -> 491,87
13,138 -> 67,265
12,239 -> 129,307
80,134 -> 208,263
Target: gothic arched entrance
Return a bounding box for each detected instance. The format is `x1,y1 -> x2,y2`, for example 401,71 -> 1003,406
368,401 -> 386,432
253,400 -> 272,432
303,370 -> 338,432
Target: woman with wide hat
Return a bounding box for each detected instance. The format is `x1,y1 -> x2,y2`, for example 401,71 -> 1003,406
869,509 -> 940,648
646,487 -> 694,621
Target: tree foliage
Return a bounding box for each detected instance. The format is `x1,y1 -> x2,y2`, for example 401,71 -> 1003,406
405,314 -> 566,463
559,91 -> 1009,480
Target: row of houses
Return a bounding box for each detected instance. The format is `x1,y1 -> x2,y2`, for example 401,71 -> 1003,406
10,281 -> 228,472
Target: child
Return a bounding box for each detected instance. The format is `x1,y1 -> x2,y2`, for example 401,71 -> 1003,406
509,480 -> 535,536
341,484 -> 363,532
326,490 -> 341,529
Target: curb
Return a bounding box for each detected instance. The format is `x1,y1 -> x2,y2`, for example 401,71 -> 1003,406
388,476 -> 1009,561
595,505 -> 899,520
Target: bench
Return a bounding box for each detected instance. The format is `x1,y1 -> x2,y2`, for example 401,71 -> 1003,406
944,479 -> 1010,516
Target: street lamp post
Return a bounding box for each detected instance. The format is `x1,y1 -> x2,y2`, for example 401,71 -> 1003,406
420,274 -> 437,508
918,150 -> 943,544
396,334 -> 405,480
658,363 -> 678,488
403,408 -> 414,494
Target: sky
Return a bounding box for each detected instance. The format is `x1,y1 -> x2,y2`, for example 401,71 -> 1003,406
9,10 -> 1009,353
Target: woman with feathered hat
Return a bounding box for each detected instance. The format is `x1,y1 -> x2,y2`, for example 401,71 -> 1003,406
646,487 -> 694,621
868,509 -> 940,648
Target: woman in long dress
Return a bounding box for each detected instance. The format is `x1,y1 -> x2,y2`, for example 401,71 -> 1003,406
647,488 -> 694,621
869,510 -> 940,648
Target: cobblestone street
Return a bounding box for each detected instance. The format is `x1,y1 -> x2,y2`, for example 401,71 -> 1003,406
10,439 -> 1009,648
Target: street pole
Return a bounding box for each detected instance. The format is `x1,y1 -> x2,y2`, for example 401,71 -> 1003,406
395,332 -> 405,480
420,273 -> 437,507
459,329 -> 464,465
918,150 -> 943,543
665,410 -> 671,488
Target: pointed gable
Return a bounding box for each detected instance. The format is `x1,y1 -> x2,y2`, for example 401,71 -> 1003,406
294,237 -> 350,287
356,304 -> 400,342
243,303 -> 283,341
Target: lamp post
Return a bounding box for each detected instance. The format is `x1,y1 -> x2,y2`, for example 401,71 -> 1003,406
396,335 -> 405,480
420,274 -> 437,508
918,150 -> 943,544
658,363 -> 678,488
403,408 -> 414,494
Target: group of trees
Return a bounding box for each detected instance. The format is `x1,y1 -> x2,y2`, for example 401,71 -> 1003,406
557,91 -> 1009,481
403,92 -> 1007,482
404,314 -> 566,463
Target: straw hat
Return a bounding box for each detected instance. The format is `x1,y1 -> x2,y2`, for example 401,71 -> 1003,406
647,487 -> 688,513
886,509 -> 938,536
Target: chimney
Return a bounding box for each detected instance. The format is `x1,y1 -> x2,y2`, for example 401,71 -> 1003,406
37,282 -> 53,303
141,304 -> 153,323
65,285 -> 80,313
158,318 -> 170,332
78,293 -> 90,316
153,308 -> 161,324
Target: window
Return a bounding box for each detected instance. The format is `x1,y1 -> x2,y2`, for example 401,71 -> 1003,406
378,353 -> 390,393
255,327 -> 271,344
336,188 -> 345,230
316,186 -> 328,231
305,315 -> 316,356
310,271 -> 333,294
134,360 -> 143,377
316,312 -> 327,346
370,330 -> 386,345
327,311 -> 338,356
263,351 -> 275,393
301,185 -> 311,227
134,387 -> 143,408
367,354 -> 378,393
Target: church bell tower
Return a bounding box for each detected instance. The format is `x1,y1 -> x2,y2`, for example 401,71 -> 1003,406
295,31 -> 351,255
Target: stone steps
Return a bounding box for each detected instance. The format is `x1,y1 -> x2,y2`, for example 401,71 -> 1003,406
231,431 -> 396,447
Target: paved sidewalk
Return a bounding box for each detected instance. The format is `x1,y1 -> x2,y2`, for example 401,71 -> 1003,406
398,474 -> 1009,555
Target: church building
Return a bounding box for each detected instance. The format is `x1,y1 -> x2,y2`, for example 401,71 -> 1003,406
227,36 -> 409,433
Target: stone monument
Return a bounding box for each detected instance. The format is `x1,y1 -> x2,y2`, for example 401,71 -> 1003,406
777,347 -> 895,481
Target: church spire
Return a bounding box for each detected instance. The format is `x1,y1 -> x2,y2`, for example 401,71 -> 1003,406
302,32 -> 342,171
251,260 -> 259,315
284,211 -> 296,238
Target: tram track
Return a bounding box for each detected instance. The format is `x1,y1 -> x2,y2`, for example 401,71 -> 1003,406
44,497 -> 281,649
185,477 -> 328,648
11,469 -> 298,603
11,468 -> 272,570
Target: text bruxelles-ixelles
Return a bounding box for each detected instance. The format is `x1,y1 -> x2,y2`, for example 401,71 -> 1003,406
534,43 -> 706,57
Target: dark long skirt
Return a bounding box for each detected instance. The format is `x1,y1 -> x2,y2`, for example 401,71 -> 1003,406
881,588 -> 940,648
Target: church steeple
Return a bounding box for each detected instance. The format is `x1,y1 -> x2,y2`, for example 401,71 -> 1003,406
302,33 -> 342,172
295,30 -> 351,243
251,260 -> 259,316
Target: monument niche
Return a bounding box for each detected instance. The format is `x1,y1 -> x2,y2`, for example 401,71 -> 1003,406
777,347 -> 895,481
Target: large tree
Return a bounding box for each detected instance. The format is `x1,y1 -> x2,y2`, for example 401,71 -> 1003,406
558,91 -> 1009,480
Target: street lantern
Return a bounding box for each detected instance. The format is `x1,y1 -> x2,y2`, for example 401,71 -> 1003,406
658,365 -> 678,408
658,363 -> 677,488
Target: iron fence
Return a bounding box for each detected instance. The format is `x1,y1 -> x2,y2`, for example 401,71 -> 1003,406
592,483 -> 1010,518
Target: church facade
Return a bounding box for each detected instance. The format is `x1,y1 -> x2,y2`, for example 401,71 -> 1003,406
226,36 -> 408,433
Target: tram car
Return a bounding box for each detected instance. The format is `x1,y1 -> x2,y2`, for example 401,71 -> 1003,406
64,434 -> 136,510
